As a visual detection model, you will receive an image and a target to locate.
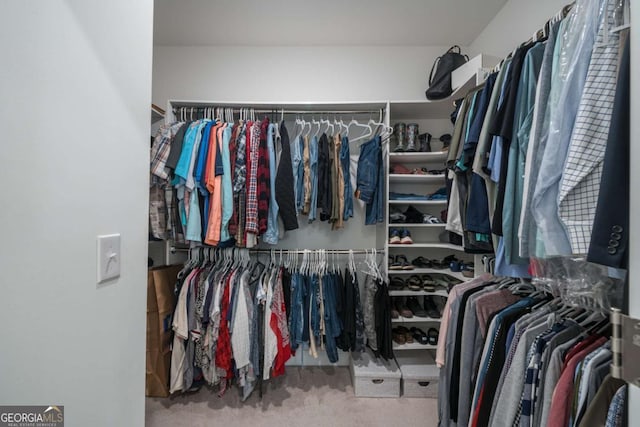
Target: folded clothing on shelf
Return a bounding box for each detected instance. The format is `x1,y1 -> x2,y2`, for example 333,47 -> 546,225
389,187 -> 448,201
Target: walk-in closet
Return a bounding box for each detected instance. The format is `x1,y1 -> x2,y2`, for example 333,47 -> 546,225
2,0 -> 637,426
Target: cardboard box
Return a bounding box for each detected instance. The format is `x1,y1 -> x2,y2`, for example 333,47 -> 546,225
146,265 -> 182,397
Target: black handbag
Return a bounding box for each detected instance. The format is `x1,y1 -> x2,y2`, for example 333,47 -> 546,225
425,46 -> 469,100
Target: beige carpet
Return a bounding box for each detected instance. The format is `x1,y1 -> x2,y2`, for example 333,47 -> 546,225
146,367 -> 438,427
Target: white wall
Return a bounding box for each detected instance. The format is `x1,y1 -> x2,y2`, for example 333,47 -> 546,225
0,1 -> 153,426
469,0 -> 568,57
152,45 -> 456,106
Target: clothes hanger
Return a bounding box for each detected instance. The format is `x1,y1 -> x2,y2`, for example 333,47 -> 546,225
311,117 -> 321,138
303,119 -> 311,137
350,120 -> 374,143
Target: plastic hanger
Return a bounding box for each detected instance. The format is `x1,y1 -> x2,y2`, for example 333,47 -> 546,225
350,117 -> 375,143
311,117 -> 321,138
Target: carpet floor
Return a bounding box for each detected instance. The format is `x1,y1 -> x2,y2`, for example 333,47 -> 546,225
146,366 -> 438,427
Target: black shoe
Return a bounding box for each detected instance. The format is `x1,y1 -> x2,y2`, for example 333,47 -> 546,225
423,297 -> 441,319
407,297 -> 428,318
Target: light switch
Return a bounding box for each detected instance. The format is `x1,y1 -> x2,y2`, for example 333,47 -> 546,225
97,234 -> 121,283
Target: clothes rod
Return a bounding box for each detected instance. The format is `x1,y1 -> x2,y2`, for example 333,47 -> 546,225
171,246 -> 385,255
171,107 -> 384,115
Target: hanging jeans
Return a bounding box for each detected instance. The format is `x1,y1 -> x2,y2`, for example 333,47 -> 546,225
294,136 -> 304,214
322,273 -> 341,363
309,135 -> 319,222
264,124 -> 280,244
289,272 -> 305,352
309,274 -> 321,347
363,273 -> 378,351
340,136 -> 353,220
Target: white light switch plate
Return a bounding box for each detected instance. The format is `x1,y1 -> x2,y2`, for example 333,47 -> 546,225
97,234 -> 121,283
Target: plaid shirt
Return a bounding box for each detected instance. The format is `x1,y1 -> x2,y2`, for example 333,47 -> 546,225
149,184 -> 167,240
257,119 -> 271,235
516,327 -> 555,425
150,122 -> 185,239
233,122 -> 247,193
215,273 -> 234,380
245,121 -> 261,235
151,122 -> 184,181
165,186 -> 184,242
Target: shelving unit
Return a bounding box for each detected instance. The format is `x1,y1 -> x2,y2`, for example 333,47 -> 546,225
385,56 -> 496,376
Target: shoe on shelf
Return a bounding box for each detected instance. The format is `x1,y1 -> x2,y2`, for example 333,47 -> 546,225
397,301 -> 414,319
393,123 -> 407,152
462,263 -> 475,278
406,297 -> 428,318
418,132 -> 432,152
423,296 -> 441,319
410,327 -> 429,345
400,229 -> 413,244
427,328 -> 439,345
406,275 -> 422,291
396,325 -> 414,343
423,214 -> 443,224
391,302 -> 400,319
391,255 -> 414,270
389,207 -> 407,223
389,228 -> 401,244
421,274 -> 436,292
392,327 -> 406,344
411,256 -> 433,268
389,277 -> 406,290
432,296 -> 447,315
405,123 -> 419,152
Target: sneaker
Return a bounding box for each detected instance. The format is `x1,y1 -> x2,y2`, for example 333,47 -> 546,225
389,207 -> 407,223
400,229 -> 413,244
389,228 -> 401,244
423,214 -> 443,224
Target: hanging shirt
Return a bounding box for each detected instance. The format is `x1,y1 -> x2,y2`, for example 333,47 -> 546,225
530,0 -> 603,257
558,0 -> 620,255
204,123 -> 226,246
219,124 -> 234,243
245,121 -> 261,247
502,42 -> 545,265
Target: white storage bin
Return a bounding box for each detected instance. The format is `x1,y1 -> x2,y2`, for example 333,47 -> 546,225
396,352 -> 440,398
350,350 -> 401,398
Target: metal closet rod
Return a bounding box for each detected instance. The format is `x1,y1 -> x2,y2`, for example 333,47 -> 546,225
171,246 -> 385,255
171,106 -> 384,116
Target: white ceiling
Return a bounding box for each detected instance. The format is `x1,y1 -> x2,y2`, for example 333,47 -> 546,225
154,0 -> 508,47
